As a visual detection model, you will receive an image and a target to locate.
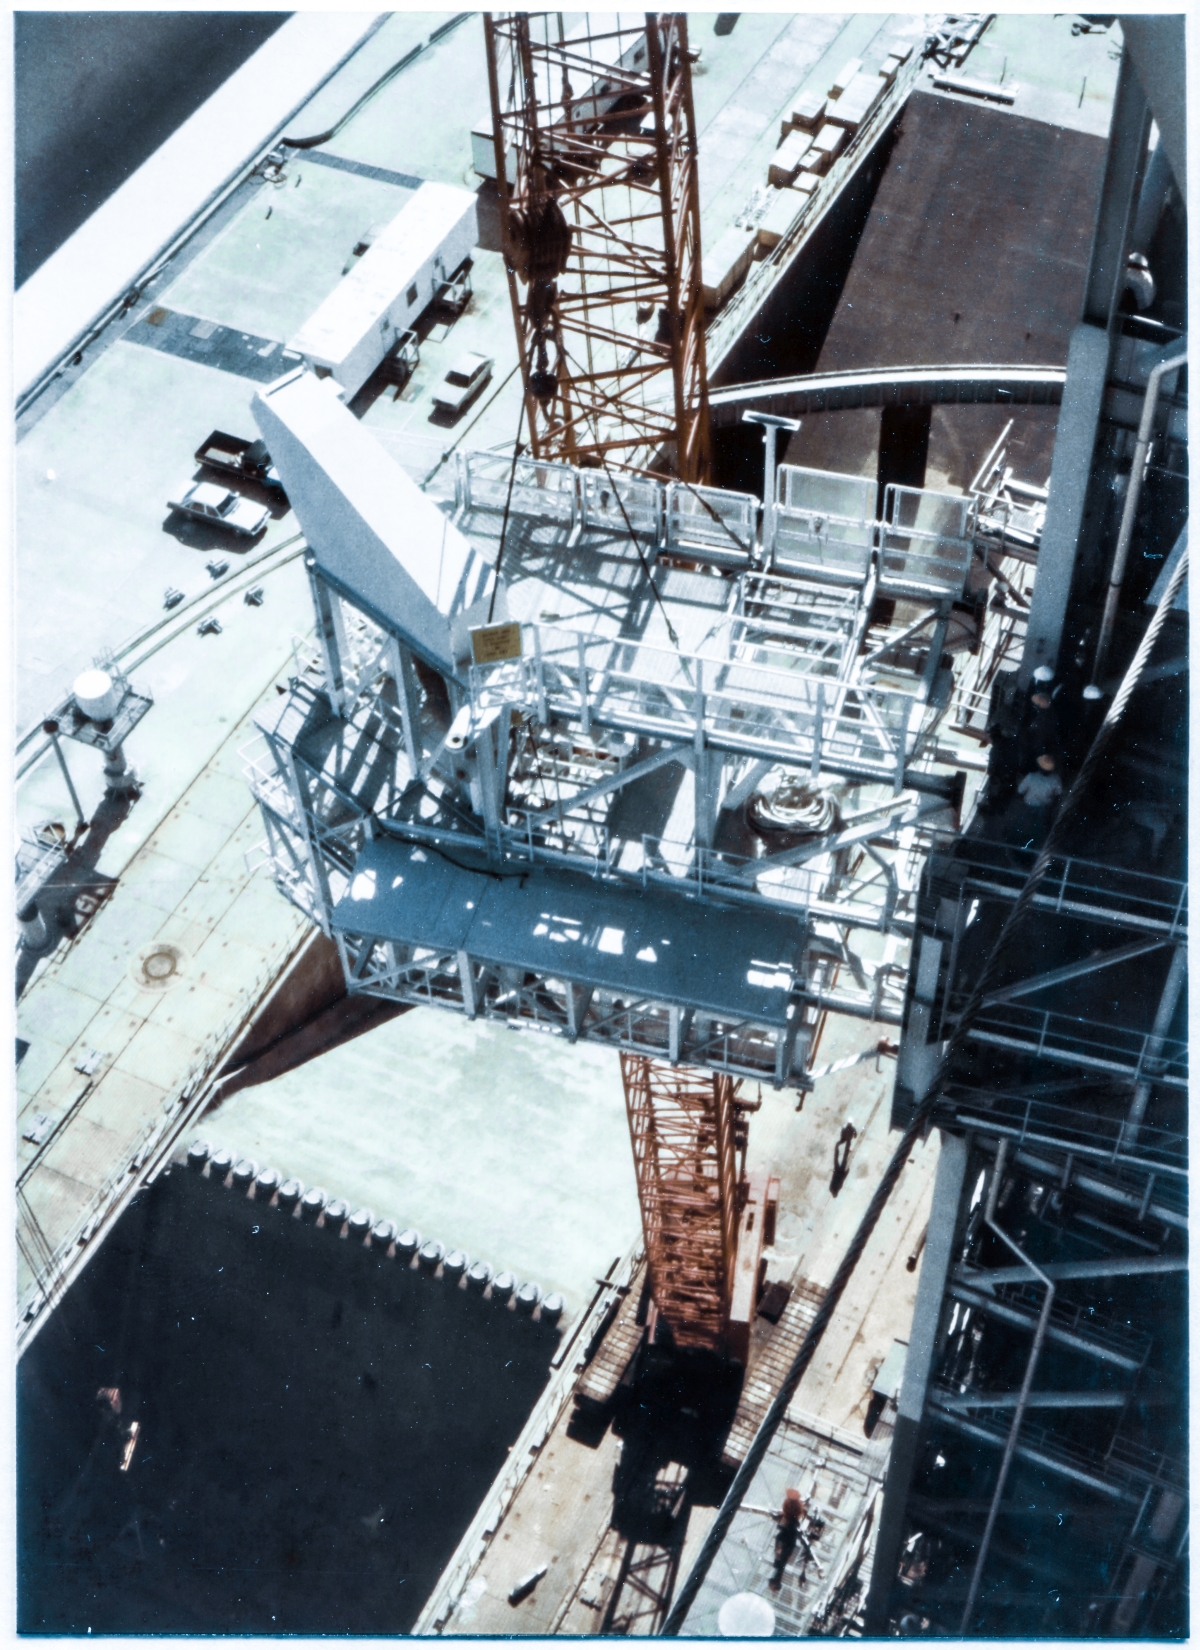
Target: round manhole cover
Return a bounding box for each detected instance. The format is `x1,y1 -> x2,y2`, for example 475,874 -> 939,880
131,942 -> 188,991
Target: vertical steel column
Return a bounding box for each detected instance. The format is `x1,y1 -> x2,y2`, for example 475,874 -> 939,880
1020,51 -> 1151,686
864,1131 -> 970,1632
306,559 -> 351,716
1080,52 -> 1152,332
1126,941 -> 1187,1143
1090,347 -> 1187,685
472,719 -> 504,862
744,411 -> 801,558
960,1139 -> 1056,1632
387,636 -> 425,777
274,737 -> 335,935
42,720 -> 86,828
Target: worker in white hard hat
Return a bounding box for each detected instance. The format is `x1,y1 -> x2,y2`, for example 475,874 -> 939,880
1018,669 -> 1061,771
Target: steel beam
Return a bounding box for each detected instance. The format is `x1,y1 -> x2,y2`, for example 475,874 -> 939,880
949,1283 -> 1144,1371
1081,52 -> 1151,331
1013,1147 -> 1186,1232
932,1410 -> 1135,1502
720,757 -> 772,816
937,1389 -> 1129,1412
306,562 -> 351,716
958,1253 -> 1185,1289
1019,324 -> 1110,685
979,936 -> 1169,1007
864,1130 -> 969,1634
731,794 -> 950,884
1126,942 -> 1188,1142
529,743 -> 692,821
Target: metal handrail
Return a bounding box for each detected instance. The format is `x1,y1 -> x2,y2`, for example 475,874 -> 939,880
493,809 -> 916,932
925,835 -> 1188,938
942,1084 -> 1187,1177
471,623 -> 927,786
960,998 -> 1188,1088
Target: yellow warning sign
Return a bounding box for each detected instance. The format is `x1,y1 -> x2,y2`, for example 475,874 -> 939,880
470,621 -> 523,666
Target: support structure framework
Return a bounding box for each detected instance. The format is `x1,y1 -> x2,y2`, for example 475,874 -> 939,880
485,11 -> 710,478
862,45 -> 1189,1632
245,370 -> 1044,1096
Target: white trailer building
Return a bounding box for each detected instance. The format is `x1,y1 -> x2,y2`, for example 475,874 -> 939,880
287,181 -> 478,401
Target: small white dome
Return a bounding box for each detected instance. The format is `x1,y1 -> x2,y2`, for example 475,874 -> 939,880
73,669 -> 121,720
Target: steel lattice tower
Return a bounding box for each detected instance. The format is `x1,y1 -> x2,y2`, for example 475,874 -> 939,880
484,11 -> 711,481
620,1053 -> 741,1352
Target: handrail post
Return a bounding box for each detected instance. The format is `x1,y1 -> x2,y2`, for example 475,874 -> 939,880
577,633 -> 590,737
533,625 -> 548,724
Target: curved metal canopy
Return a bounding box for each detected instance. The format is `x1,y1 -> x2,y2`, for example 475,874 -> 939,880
708,364 -> 1067,427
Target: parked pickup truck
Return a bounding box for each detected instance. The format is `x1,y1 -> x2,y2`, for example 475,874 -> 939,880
194,429 -> 286,495
168,480 -> 271,538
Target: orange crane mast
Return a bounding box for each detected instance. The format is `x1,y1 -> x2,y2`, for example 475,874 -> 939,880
484,11 -> 711,482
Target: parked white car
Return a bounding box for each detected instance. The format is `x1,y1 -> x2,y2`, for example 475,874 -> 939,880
168,480 -> 270,538
432,351 -> 493,416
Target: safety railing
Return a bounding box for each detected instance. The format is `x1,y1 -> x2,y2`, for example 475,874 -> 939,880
993,1281 -> 1153,1365
940,1082 -> 1187,1178
665,480 -> 756,562
241,734 -> 304,832
489,808 -> 913,933
923,836 -> 1188,940
878,483 -> 975,600
769,468 -> 871,584
579,467 -> 664,540
457,449 -> 580,525
777,463 -> 876,520
769,503 -> 875,586
731,572 -> 862,677
1102,1430 -> 1187,1495
946,592 -> 1029,738
15,830 -> 67,917
929,1404 -> 1172,1504
449,450 -> 1004,616
961,999 -> 1188,1088
471,624 -> 924,785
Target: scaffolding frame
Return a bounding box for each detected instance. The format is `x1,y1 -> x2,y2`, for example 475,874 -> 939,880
244,440 -> 1035,1092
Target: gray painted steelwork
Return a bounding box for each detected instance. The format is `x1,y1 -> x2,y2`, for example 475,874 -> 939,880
863,1130 -> 969,1632
245,416 -> 992,1087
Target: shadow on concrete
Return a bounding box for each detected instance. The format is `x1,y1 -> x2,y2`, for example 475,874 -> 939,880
15,787 -> 137,1000
18,1164 -> 560,1633
16,13 -> 289,286
161,512 -> 267,555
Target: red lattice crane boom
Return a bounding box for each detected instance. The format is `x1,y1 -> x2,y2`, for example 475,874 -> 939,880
622,1055 -> 775,1361
484,11 -> 711,481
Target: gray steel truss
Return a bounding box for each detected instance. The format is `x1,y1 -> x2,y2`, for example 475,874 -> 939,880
245,441 -> 1035,1088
